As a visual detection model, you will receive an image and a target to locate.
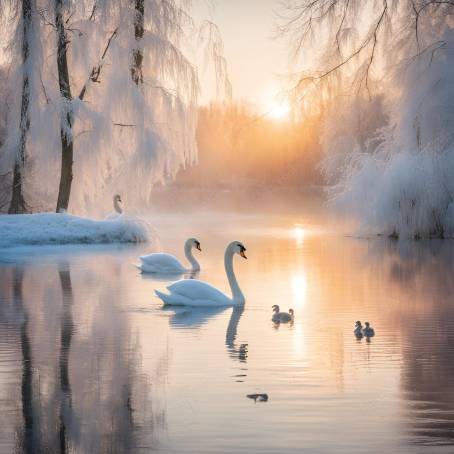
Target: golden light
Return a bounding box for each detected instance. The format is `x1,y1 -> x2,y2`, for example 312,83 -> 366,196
268,99 -> 290,120
292,273 -> 307,308
292,322 -> 306,358
293,224 -> 305,246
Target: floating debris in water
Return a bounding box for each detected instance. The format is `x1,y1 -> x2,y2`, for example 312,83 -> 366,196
246,393 -> 269,402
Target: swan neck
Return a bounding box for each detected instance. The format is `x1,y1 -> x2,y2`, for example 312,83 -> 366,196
114,200 -> 123,214
224,249 -> 244,304
184,242 -> 200,271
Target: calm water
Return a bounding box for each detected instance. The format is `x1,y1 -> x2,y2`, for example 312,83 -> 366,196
1,198 -> 454,453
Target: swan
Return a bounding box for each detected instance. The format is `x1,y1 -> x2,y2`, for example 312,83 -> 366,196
362,321 -> 375,337
138,238 -> 201,273
155,241 -> 247,307
354,321 -> 363,337
271,305 -> 294,323
105,194 -> 123,220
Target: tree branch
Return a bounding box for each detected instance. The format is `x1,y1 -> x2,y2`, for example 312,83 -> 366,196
78,28 -> 118,101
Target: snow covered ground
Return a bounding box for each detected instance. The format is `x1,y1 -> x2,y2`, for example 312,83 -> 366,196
0,213 -> 150,248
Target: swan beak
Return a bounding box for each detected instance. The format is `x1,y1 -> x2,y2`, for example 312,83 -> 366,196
240,250 -> 247,259
196,243 -> 202,251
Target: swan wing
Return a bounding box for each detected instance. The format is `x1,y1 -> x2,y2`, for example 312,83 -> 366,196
165,279 -> 232,306
139,253 -> 186,272
155,290 -> 196,306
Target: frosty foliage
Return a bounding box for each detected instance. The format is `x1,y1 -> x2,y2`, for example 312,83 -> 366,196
0,0 -> 225,215
322,28 -> 454,238
284,0 -> 454,238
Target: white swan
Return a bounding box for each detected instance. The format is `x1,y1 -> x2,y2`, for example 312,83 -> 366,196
271,305 -> 294,323
139,238 -> 201,273
105,194 -> 123,220
155,241 -> 247,307
362,321 -> 375,337
354,321 -> 363,337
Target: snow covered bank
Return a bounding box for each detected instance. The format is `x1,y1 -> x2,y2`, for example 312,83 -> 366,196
0,213 -> 150,248
321,30 -> 454,239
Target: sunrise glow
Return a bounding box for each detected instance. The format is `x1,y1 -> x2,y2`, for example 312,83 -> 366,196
268,99 -> 291,120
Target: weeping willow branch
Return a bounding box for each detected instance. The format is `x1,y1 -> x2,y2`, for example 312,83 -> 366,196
280,0 -> 454,97
78,27 -> 118,101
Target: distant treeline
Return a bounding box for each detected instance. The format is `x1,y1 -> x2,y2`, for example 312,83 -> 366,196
174,102 -> 324,188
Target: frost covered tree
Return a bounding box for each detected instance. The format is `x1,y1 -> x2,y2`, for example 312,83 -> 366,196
281,0 -> 454,238
0,0 -> 228,214
54,0 -> 74,212
1,0 -> 37,214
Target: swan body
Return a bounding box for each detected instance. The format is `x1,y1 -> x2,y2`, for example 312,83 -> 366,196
106,194 -> 123,220
272,305 -> 294,323
362,322 -> 375,337
354,321 -> 363,337
139,238 -> 201,273
155,241 -> 247,307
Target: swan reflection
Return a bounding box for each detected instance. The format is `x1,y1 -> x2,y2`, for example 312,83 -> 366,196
164,305 -> 227,329
165,304 -> 247,379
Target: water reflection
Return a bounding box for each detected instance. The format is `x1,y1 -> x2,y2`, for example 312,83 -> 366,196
291,273 -> 307,308
0,258 -> 161,453
165,304 -> 247,371
165,306 -> 227,329
292,224 -> 305,247
58,266 -> 73,454
15,268 -> 42,453
3,209 -> 454,452
372,240 -> 454,445
225,306 -> 247,364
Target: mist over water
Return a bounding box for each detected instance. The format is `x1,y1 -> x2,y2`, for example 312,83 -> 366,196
1,189 -> 454,453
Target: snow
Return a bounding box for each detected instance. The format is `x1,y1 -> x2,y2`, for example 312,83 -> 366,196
0,213 -> 150,248
321,28 -> 454,239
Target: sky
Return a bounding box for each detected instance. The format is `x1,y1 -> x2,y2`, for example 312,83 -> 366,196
193,0 -> 294,114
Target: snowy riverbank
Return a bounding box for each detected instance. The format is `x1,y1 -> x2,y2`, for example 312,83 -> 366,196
0,213 -> 150,248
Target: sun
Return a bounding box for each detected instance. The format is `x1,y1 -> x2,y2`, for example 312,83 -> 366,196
268,99 -> 291,120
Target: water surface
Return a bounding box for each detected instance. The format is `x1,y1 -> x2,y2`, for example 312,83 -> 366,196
1,201 -> 454,453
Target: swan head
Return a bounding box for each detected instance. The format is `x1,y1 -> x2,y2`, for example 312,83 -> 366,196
355,321 -> 362,328
113,194 -> 122,204
289,309 -> 294,316
229,241 -> 247,259
187,238 -> 201,251
364,321 -> 370,328
272,304 -> 280,313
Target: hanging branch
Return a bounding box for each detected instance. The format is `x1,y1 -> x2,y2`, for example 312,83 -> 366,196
281,0 -> 454,96
78,27 -> 118,101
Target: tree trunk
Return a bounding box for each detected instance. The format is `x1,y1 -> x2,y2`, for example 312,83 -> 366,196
8,0 -> 33,214
55,0 -> 74,213
131,0 -> 144,85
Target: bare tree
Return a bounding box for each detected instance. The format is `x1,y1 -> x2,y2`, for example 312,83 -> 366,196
8,0 -> 34,214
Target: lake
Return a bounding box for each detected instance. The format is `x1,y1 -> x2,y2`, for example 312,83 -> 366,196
1,189 -> 454,453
